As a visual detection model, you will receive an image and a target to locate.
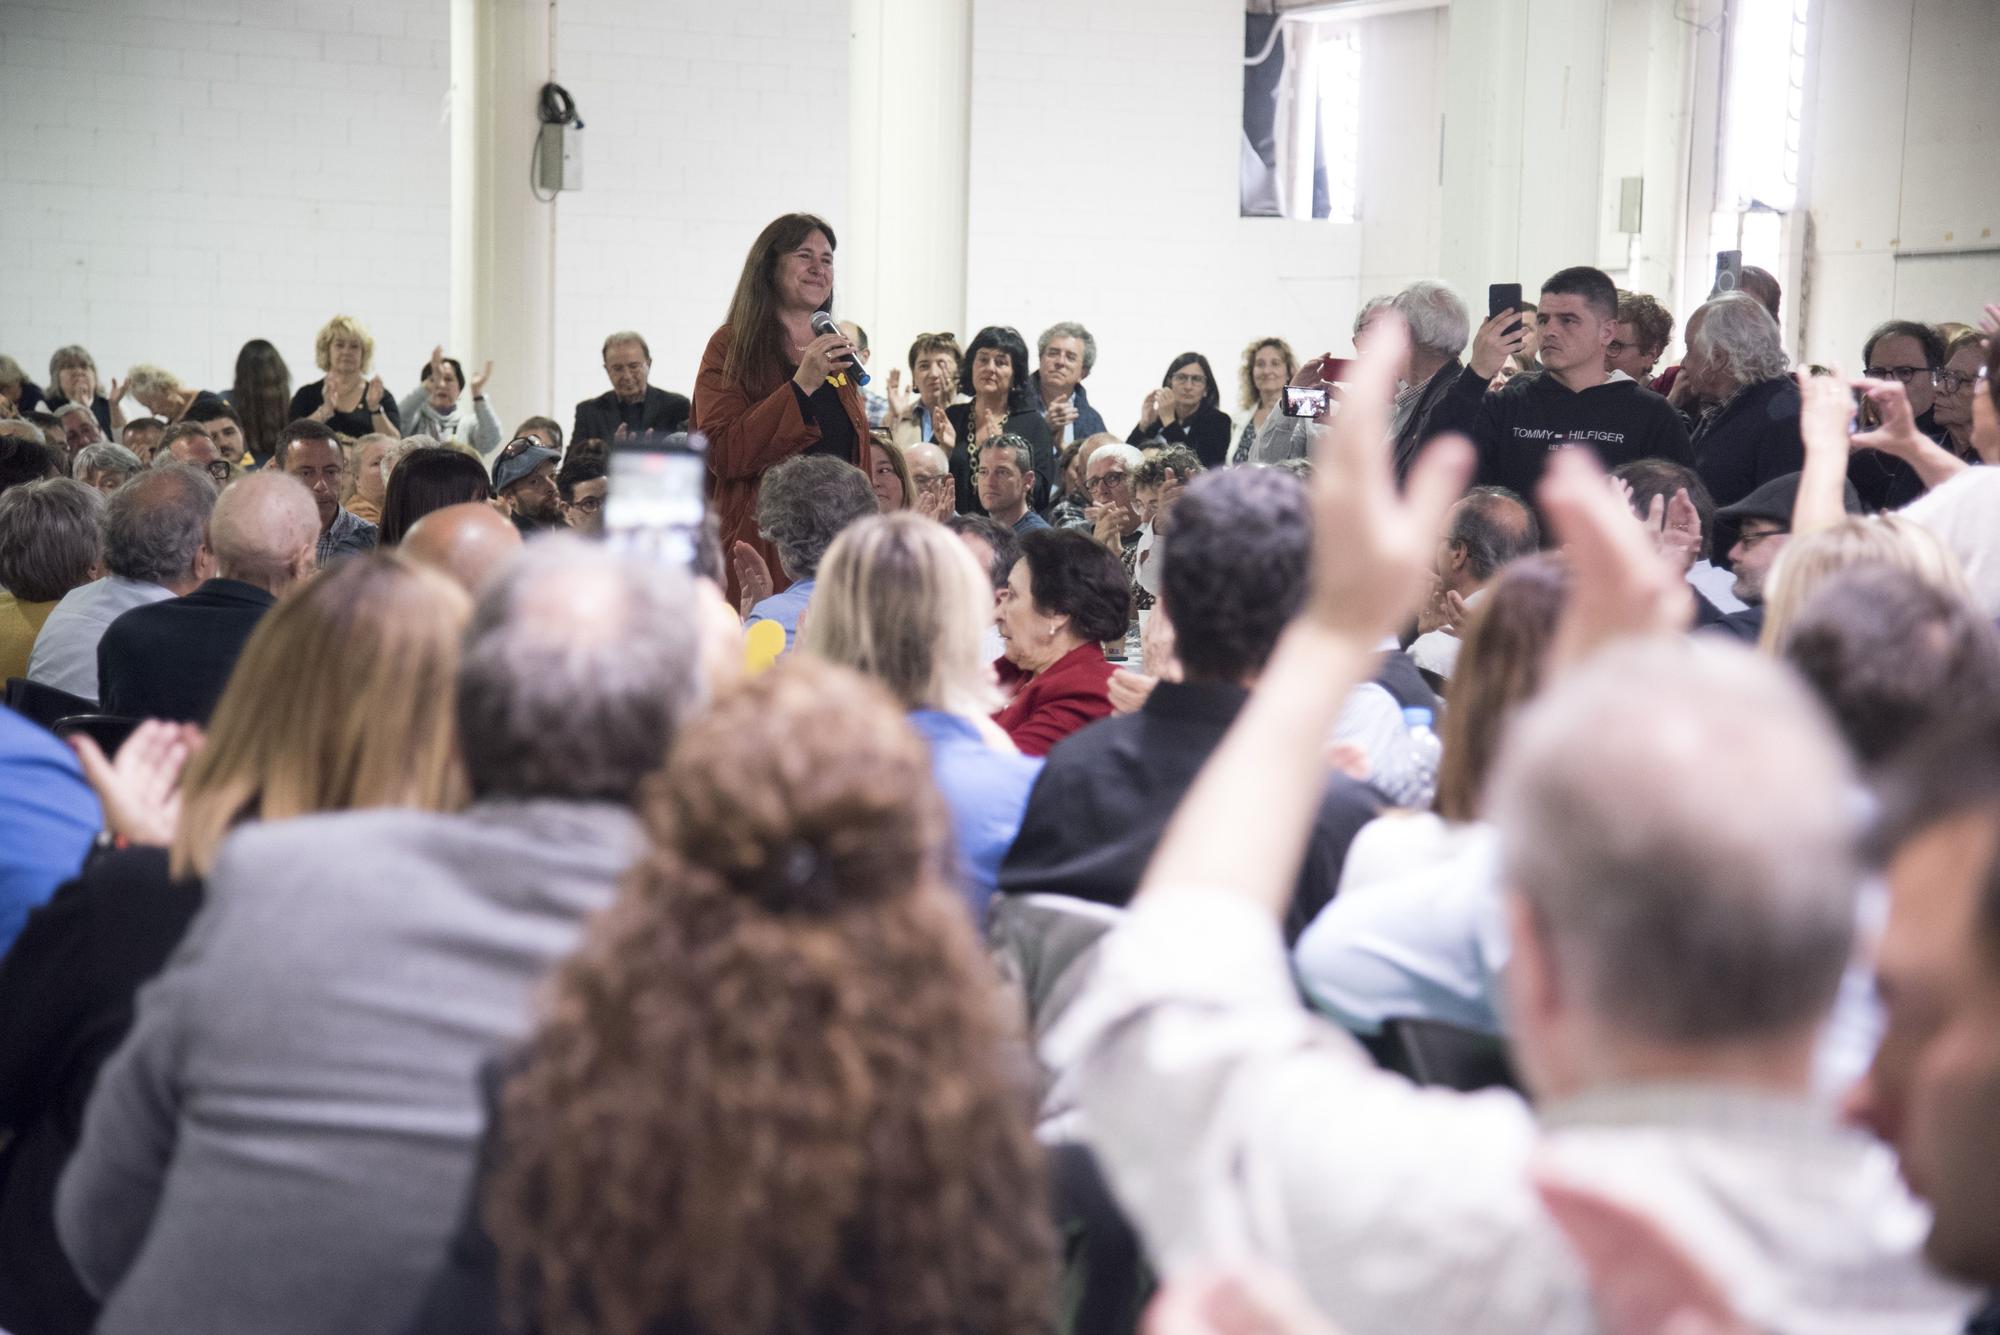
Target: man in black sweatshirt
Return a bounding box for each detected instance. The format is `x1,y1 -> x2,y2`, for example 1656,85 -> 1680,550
1431,266 -> 1692,501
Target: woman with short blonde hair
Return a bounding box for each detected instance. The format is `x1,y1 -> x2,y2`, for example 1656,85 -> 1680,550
1758,514 -> 1967,654
801,513 -> 1037,915
0,554 -> 469,1324
291,313 -> 403,438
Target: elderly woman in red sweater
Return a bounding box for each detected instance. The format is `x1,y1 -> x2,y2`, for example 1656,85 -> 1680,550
993,528 -> 1130,756
693,212 -> 869,605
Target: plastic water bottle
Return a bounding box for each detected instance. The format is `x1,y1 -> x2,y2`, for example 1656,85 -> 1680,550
1374,707 -> 1443,811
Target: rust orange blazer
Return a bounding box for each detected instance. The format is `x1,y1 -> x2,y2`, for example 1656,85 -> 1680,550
693,324 -> 869,605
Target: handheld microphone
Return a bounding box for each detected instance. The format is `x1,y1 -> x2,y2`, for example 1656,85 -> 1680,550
809,311 -> 870,386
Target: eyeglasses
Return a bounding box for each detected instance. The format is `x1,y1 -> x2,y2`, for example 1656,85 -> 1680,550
911,473 -> 952,490
205,460 -> 233,482
566,495 -> 604,513
1085,473 -> 1128,495
1736,527 -> 1788,550
1168,372 -> 1206,387
1863,365 -> 1937,385
1934,370 -> 1979,394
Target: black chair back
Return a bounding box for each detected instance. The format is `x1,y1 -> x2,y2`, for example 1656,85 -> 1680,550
1376,1017 -> 1521,1095
53,714 -> 144,756
4,677 -> 96,732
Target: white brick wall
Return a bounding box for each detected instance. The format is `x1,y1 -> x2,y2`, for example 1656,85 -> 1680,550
548,0 -> 849,427
1,0 -> 451,413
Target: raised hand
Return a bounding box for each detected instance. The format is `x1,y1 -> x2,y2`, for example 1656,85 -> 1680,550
364,375 -> 385,412
1145,1265 -> 1350,1335
1661,487 -> 1701,575
933,406 -> 957,452
1979,303 -> 2000,339
1046,396 -> 1078,436
1467,309 -> 1529,380
471,360 -> 492,397
108,376 -> 128,404
1302,316 -> 1474,640
885,368 -> 911,421
1537,1167 -> 1754,1335
429,343 -> 446,383
70,720 -> 205,847
1137,388 -> 1162,430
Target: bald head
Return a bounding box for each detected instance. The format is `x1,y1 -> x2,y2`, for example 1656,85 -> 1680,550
210,471 -> 321,594
902,441 -> 948,478
400,501 -> 524,594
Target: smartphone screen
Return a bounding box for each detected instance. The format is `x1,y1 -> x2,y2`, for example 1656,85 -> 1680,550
605,430 -> 707,568
1489,283 -> 1524,338
1282,385 -> 1328,418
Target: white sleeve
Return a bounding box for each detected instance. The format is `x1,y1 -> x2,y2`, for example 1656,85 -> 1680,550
1043,885 -> 1541,1323
1293,825 -> 1509,1035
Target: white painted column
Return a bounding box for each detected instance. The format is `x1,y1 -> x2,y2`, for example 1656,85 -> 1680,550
846,0 -> 972,381
1439,0 -> 1610,298
450,0 -> 557,432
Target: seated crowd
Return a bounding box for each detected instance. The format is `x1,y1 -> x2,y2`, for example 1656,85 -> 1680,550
4,209 -> 2000,1335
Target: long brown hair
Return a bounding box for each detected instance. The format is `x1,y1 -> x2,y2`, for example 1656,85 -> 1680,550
720,211 -> 837,395
230,338 -> 293,461
1434,553 -> 1568,823
485,658 -> 1057,1335
170,554 -> 470,878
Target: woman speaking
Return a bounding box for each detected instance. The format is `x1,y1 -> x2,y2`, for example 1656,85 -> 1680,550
694,213 -> 869,604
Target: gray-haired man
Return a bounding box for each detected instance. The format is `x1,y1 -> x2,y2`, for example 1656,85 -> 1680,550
1035,321 -> 1109,446
58,539 -> 714,1335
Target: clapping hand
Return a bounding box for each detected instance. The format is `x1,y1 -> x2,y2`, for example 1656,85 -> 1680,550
730,540 -> 775,615
471,360 -> 492,397
70,720 -> 205,848
364,375 -> 385,412
1416,580 -> 1469,637
885,368 -> 912,421
1046,396 -> 1078,435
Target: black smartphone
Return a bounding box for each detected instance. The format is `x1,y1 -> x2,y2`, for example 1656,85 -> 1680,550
1712,250 -> 1743,296
605,429 -> 707,569
1282,385 -> 1328,418
1489,283 -> 1524,338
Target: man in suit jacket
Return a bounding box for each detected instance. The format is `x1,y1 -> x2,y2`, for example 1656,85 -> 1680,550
999,467 -> 1379,942
97,473 -> 320,723
57,542 -> 710,1335
571,330 -> 691,446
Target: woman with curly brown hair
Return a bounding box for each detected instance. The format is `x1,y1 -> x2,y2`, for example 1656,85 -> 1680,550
479,657 -> 1058,1335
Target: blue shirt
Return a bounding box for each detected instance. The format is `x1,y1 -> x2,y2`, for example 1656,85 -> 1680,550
745,578 -> 815,652
908,709 -> 1042,921
1013,510 -> 1052,534
0,709 -> 101,956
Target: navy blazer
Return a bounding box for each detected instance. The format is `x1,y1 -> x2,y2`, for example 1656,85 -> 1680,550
571,385 -> 691,447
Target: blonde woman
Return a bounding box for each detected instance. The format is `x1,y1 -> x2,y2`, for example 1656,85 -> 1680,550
800,512 -> 1040,917
290,314 -> 402,438
1230,335 -> 1303,465
0,555 -> 467,1330
122,364 -> 201,424
1757,513 -> 1968,653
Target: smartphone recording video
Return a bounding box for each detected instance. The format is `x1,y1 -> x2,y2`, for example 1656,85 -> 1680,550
605,430 -> 707,569
1282,386 -> 1329,418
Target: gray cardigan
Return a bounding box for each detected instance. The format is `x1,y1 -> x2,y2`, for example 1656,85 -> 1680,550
396,388 -> 502,457
57,798 -> 645,1335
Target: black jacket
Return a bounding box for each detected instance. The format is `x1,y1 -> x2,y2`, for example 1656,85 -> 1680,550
0,848 -> 203,1335
1690,375 -> 1804,508
1846,407 -> 1952,513
1129,404 -> 1234,469
1391,358 -> 1466,483
945,403 -> 1057,515
288,379 -> 403,438
1433,365 -> 1691,500
996,680 -> 1380,942
570,385 -> 691,447
97,579 -> 275,724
